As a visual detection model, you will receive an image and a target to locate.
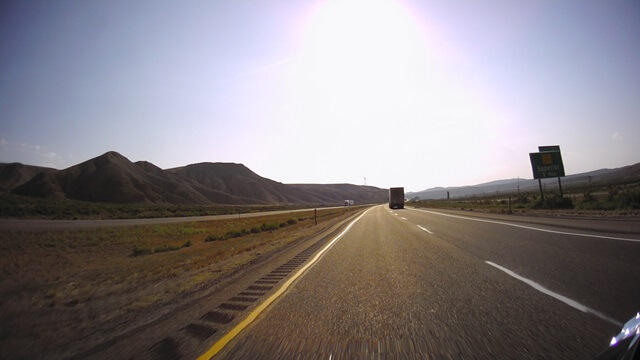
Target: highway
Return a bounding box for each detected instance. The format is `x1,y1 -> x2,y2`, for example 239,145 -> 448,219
212,205 -> 639,359
0,206 -> 354,231
75,205 -> 640,359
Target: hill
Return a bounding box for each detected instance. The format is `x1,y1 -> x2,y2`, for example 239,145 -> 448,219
0,163 -> 56,192
167,163 -> 310,204
407,162 -> 640,200
8,151 -> 387,205
289,183 -> 389,204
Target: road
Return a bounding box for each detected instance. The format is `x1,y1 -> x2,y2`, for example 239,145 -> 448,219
0,205 -> 354,231
68,205 -> 640,359
210,205 -> 640,359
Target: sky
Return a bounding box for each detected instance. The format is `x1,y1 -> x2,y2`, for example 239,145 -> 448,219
1,0 -> 639,192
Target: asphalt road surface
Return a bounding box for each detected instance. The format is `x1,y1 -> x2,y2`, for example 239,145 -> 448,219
69,205 -> 640,360
211,205 -> 640,359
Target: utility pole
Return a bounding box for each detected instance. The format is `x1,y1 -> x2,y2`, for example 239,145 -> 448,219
364,177 -> 366,185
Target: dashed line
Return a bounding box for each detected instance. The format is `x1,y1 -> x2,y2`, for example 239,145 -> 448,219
417,225 -> 433,234
485,261 -> 622,327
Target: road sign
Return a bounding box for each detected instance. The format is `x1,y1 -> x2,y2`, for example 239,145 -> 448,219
529,151 -> 565,179
538,145 -> 560,152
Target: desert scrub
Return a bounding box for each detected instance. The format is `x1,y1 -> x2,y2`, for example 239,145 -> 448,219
205,234 -> 223,242
261,222 -> 279,231
132,241 -> 189,256
132,245 -> 152,257
0,193 -> 322,220
250,226 -> 262,234
153,244 -> 181,253
0,204 -> 367,357
226,228 -> 249,238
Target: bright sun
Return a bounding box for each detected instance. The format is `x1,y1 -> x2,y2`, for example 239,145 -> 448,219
285,0 -> 502,165
303,0 -> 419,106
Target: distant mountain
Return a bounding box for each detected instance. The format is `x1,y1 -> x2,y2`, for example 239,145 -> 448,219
7,151 -> 387,205
289,184 -> 390,204
407,162 -> 640,200
167,163 -> 311,204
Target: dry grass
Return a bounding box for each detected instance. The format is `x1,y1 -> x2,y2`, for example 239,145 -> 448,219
0,206 -> 364,358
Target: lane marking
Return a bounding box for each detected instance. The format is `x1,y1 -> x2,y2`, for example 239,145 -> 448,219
410,208 -> 640,243
417,225 -> 433,234
197,207 -> 372,360
485,261 -> 622,327
401,217 -> 408,220
416,225 -> 433,235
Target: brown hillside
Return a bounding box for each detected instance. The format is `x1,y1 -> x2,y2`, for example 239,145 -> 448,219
11,171 -> 65,199
10,151 -> 388,206
0,163 -> 56,192
288,184 -> 388,204
14,152 -> 239,204
167,163 -> 313,204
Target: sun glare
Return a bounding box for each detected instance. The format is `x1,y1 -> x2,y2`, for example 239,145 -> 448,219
304,0 -> 418,104
285,0 -> 505,177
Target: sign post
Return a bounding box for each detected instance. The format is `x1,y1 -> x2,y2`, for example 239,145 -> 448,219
538,146 -> 564,198
529,146 -> 565,201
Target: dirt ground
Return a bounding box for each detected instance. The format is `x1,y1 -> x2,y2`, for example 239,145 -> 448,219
0,206 -> 364,359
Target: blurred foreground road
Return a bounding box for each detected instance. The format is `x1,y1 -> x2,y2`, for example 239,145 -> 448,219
67,205 -> 640,360
214,205 -> 640,359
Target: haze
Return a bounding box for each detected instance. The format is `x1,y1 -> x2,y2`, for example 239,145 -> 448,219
1,0 -> 639,192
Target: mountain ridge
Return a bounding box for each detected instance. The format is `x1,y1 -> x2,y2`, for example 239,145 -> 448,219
407,163 -> 640,200
3,151 -> 388,205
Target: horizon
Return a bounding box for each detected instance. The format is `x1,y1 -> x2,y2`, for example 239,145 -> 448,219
2,149 -> 636,193
2,1 -> 639,192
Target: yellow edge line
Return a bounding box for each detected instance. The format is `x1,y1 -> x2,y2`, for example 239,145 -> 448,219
197,207 -> 373,360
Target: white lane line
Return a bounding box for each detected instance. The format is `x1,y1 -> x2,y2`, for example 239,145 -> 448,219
417,225 -> 434,234
401,217 -> 408,220
485,261 -> 622,327
410,208 -> 640,243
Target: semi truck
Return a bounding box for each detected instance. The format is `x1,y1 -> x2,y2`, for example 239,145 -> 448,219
389,187 -> 405,209
343,200 -> 354,206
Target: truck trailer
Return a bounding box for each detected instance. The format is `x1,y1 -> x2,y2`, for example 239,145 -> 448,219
389,187 -> 405,209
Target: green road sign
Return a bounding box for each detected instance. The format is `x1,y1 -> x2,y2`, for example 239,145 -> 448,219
529,151 -> 565,179
538,145 -> 560,152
